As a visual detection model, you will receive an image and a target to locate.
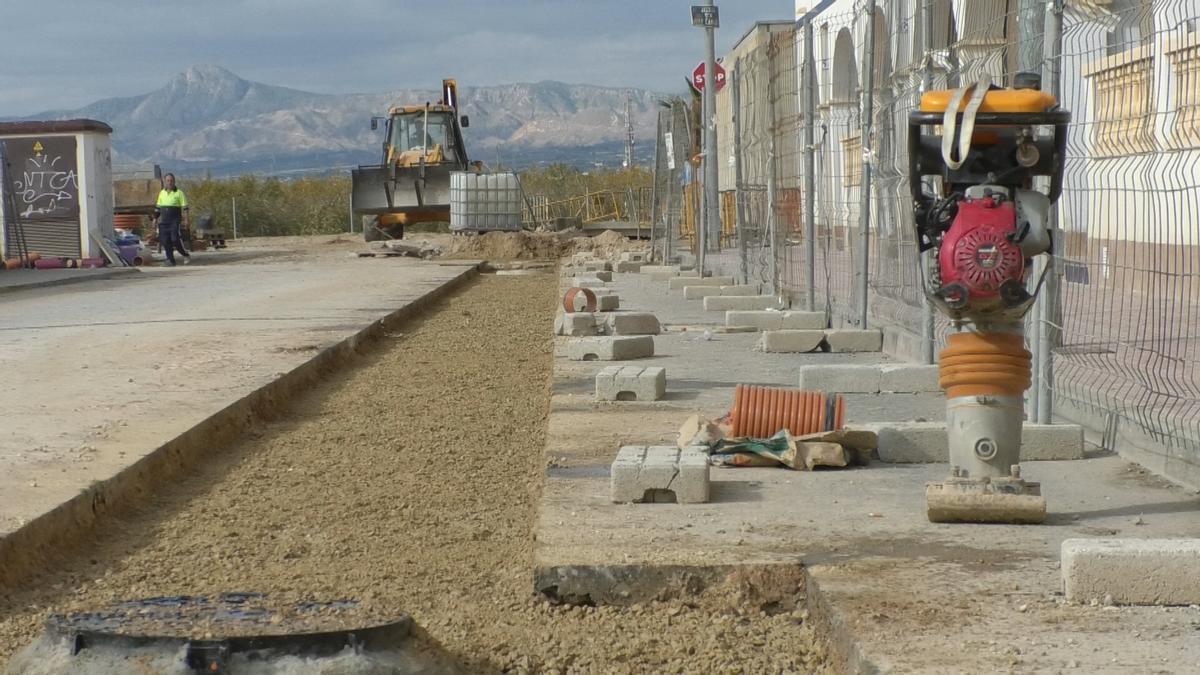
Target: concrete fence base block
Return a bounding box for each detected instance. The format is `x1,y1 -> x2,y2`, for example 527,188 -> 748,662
862,422 -> 1086,463
727,310 -> 826,331
683,286 -> 723,300
1062,538 -> 1200,605
799,365 -> 884,393
703,295 -> 785,312
595,294 -> 620,312
880,364 -> 941,393
761,330 -> 826,353
824,329 -> 883,353
619,251 -> 647,262
555,312 -> 599,337
799,363 -> 940,393
567,277 -> 608,288
613,261 -> 643,273
611,446 -> 710,503
641,265 -> 680,277
603,312 -> 661,335
568,336 -> 654,361
668,275 -> 734,290
716,285 -> 762,296
569,269 -> 612,282
595,366 -> 666,401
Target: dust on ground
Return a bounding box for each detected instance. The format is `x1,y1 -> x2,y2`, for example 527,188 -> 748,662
0,273 -> 823,673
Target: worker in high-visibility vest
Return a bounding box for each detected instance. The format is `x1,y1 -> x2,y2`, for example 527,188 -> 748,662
154,173 -> 192,266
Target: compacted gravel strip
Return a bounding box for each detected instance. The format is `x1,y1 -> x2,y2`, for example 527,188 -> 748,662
0,273 -> 826,673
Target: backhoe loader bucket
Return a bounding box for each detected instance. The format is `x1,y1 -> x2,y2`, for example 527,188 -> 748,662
352,165 -> 455,216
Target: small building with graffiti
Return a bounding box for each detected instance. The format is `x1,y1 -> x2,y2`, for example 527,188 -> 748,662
0,119 -> 115,260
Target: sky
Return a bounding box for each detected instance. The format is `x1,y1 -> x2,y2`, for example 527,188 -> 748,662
0,0 -> 796,116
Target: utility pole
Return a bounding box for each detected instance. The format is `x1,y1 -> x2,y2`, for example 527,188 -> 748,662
693,1 -> 720,275
623,91 -> 636,169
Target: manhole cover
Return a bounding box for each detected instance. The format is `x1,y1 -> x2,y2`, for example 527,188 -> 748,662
9,593 -> 440,674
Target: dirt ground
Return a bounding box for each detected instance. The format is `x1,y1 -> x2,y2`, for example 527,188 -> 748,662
0,273 -> 825,673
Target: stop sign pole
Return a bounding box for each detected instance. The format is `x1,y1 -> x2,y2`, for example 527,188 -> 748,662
692,1 -> 719,274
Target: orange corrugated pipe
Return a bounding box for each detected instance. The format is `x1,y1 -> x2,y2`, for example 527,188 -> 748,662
731,385 -> 845,438
938,332 -> 1031,398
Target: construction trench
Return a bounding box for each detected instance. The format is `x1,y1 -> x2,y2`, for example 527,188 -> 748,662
0,269 -> 827,673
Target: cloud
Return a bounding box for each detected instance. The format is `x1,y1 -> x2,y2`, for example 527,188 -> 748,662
1,0 -> 792,116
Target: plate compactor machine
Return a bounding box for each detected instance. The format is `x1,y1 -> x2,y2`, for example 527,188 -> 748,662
908,73 -> 1069,524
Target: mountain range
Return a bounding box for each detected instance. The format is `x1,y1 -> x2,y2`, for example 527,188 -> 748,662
15,65 -> 671,175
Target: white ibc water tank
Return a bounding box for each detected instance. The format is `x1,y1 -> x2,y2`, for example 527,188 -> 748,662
449,172 -> 523,232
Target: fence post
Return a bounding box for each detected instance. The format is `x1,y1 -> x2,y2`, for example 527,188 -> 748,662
920,0 -> 936,364
732,61 -> 749,285
856,4 -> 877,328
232,197 -> 238,239
1036,0 -> 1065,424
803,17 -> 818,312
664,104 -> 677,264
649,109 -> 662,260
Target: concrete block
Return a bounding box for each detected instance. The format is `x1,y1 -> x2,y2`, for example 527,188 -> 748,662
595,294 -> 620,312
595,366 -> 666,401
668,275 -> 734,290
683,286 -> 723,300
603,312 -> 661,335
1062,539 -> 1200,605
824,329 -> 883,353
761,330 -> 826,353
879,364 -> 941,393
703,295 -> 785,311
555,312 -> 598,337
719,285 -> 762,296
568,276 -> 608,288
568,336 -> 654,361
584,261 -> 612,272
725,310 -> 825,331
1020,423 -> 1085,460
870,422 -> 1086,463
570,269 -> 611,282
611,446 -> 709,504
619,251 -> 648,262
641,265 -> 680,277
875,422 -> 948,463
799,365 -> 884,393
614,261 -> 643,273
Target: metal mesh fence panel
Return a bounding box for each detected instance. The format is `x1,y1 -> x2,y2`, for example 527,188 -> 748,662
1053,0 -> 1200,460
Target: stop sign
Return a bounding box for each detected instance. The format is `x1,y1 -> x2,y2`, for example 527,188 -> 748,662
692,61 -> 726,92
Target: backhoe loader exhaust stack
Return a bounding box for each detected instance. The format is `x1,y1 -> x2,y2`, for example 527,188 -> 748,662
907,73 -> 1070,524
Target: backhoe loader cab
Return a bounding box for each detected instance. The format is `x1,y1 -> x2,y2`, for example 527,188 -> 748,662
352,79 -> 472,241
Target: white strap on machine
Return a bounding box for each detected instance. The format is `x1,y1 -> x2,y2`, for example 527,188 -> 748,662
940,74 -> 992,170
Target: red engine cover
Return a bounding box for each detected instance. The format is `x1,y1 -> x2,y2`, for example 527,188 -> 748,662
938,197 -> 1024,300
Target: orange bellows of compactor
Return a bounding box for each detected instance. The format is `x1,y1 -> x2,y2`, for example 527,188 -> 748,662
909,72 -> 1070,523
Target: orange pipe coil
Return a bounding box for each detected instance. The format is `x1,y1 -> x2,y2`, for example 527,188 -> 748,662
938,331 -> 1032,399
730,385 -> 845,438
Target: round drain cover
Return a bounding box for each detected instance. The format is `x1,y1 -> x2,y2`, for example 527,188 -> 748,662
22,593 -> 421,673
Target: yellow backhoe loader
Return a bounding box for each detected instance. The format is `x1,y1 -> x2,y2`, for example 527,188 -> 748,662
351,79 -> 473,240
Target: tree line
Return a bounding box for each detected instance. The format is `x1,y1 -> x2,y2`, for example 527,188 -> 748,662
178,165 -> 652,237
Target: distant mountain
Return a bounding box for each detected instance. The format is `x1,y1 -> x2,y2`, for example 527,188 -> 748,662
18,65 -> 667,174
